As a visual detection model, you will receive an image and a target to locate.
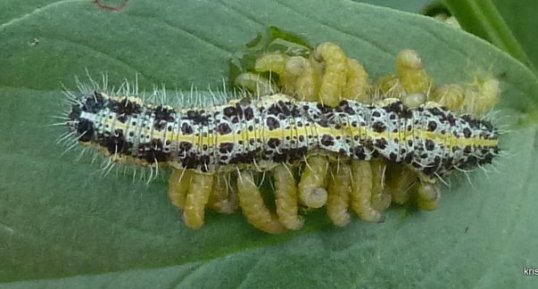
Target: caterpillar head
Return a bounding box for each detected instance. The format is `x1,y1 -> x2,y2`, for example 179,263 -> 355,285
67,91 -> 105,143
65,91 -> 158,165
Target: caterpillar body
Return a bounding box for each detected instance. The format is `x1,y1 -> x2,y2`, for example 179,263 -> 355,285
59,40 -> 502,233
68,92 -> 498,177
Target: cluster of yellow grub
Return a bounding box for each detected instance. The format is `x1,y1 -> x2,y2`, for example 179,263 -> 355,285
169,42 -> 499,233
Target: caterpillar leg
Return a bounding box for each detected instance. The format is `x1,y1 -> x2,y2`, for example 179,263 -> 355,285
327,161 -> 352,227
182,171 -> 214,229
385,48 -> 500,117
369,158 -> 392,211
344,58 -> 372,103
433,74 -> 500,117
255,52 -> 322,101
233,72 -> 277,96
254,52 -> 303,97
298,155 -> 329,208
432,84 -> 465,112
207,173 -> 238,214
242,42 -> 371,107
255,52 -> 290,76
168,168 -> 191,209
371,98 -> 419,210
384,163 -> 418,204
285,56 -> 321,101
385,165 -> 441,210
377,50 -> 433,209
462,75 -> 500,116
273,164 -> 304,230
311,42 -> 373,105
396,49 -> 433,95
317,49 -> 373,225
350,160 -> 383,223
313,42 -> 348,107
416,175 -> 441,211
236,170 -> 287,234
377,49 -> 432,107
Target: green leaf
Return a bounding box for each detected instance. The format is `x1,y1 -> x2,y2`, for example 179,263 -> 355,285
444,0 -> 537,74
352,0 -> 437,13
492,0 -> 538,74
1,0 -> 537,288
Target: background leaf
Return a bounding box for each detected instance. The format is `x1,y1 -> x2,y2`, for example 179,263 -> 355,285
353,0 -> 436,13
1,0 -> 537,288
444,0 -> 536,74
492,0 -> 538,73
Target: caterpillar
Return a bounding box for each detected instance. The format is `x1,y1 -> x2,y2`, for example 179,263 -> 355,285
59,41 -> 501,233
68,92 -> 497,176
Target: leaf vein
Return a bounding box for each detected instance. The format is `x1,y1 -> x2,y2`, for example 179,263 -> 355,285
0,0 -> 85,31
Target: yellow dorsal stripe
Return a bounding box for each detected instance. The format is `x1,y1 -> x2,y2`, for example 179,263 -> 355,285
105,118 -> 497,149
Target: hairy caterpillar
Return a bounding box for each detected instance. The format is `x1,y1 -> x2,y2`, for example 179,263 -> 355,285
59,40 -> 501,233
67,92 -> 497,176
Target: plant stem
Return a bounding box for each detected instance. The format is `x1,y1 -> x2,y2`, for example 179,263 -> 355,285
444,0 -> 536,74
